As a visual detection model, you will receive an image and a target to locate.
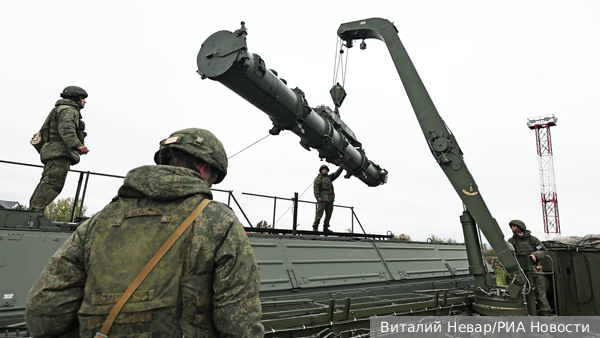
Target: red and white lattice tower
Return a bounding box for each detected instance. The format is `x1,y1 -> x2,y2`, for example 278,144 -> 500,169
527,115 -> 560,236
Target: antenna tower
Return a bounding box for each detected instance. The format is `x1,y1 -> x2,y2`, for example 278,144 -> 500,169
527,115 -> 560,236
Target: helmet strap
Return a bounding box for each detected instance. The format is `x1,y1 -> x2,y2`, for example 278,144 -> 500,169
206,175 -> 218,186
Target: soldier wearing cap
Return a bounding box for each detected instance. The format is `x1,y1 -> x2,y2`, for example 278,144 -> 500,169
508,219 -> 552,315
29,86 -> 90,212
26,128 -> 264,337
312,164 -> 344,232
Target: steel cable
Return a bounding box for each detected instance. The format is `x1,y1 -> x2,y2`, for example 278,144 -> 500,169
227,134 -> 271,159
274,179 -> 314,226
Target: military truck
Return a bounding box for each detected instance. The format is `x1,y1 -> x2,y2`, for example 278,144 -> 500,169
2,17 -> 600,337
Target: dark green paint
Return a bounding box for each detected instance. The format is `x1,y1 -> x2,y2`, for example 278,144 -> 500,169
197,22 -> 387,187
337,17 -> 530,314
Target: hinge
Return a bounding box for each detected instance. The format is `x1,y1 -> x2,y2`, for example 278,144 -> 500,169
287,269 -> 300,290
445,262 -> 457,276
379,271 -> 392,283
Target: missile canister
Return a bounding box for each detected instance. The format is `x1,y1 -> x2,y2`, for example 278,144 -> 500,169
197,22 -> 387,187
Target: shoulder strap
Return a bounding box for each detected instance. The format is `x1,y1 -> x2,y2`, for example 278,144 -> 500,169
511,238 -> 520,253
40,108 -> 57,142
95,198 -> 211,337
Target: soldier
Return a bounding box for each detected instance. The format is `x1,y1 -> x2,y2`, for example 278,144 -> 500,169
312,164 -> 344,232
26,128 -> 264,337
29,86 -> 89,213
508,219 -> 552,315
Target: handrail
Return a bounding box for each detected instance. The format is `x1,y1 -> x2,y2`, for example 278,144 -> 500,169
241,191 -> 366,234
1,159 -> 125,222
0,159 -> 125,179
2,160 -> 369,235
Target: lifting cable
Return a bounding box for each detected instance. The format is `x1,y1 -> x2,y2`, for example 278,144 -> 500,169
332,36 -> 350,87
227,133 -> 314,227
274,179 -> 314,226
227,134 -> 271,159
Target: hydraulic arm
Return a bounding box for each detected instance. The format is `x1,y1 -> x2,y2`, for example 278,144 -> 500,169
337,18 -> 528,314
197,23 -> 387,187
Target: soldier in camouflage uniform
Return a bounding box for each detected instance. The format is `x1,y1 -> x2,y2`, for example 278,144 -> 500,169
29,86 -> 90,212
26,128 -> 264,337
312,164 -> 343,232
508,219 -> 552,315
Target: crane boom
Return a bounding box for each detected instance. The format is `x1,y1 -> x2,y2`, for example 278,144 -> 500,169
197,19 -> 531,315
338,18 -> 528,313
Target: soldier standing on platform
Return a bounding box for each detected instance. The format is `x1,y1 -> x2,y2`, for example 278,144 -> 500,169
29,86 -> 89,213
312,164 -> 343,232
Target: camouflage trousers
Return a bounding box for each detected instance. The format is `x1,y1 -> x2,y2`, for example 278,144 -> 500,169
313,201 -> 333,230
29,158 -> 71,212
532,270 -> 551,312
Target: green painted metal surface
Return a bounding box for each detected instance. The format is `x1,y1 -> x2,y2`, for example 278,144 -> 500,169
197,22 -> 388,187
545,243 -> 600,315
336,18 -> 529,314
1,209 -> 473,330
250,233 -> 472,301
4,15 -> 600,337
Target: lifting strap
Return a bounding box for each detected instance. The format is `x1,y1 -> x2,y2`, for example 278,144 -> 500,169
95,198 -> 212,337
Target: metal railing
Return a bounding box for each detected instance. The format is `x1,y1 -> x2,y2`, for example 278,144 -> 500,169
241,191 -> 367,235
1,159 -> 125,222
210,188 -> 254,228
1,160 -> 377,237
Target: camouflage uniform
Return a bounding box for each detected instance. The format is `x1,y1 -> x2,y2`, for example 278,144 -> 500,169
29,98 -> 87,212
26,165 -> 263,337
508,220 -> 551,314
312,165 -> 343,231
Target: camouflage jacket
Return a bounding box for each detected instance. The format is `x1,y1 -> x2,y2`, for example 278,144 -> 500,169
508,230 -> 547,262
40,99 -> 86,165
313,167 -> 343,203
26,165 -> 263,338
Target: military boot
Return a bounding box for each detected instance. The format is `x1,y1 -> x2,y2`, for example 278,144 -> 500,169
323,226 -> 333,233
28,206 -> 46,216
312,225 -> 319,232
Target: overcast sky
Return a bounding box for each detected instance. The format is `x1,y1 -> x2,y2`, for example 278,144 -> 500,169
1,1 -> 598,243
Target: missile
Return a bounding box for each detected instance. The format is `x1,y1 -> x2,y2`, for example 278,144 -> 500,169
197,22 -> 387,187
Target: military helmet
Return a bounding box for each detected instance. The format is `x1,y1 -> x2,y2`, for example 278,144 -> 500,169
319,164 -> 329,172
60,86 -> 88,99
154,128 -> 228,184
509,219 -> 527,231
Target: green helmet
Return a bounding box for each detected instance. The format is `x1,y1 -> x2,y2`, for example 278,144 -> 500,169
319,164 -> 329,172
509,219 -> 527,231
154,128 -> 228,184
60,86 -> 88,99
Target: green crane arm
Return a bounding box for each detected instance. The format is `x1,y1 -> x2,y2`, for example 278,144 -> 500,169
338,18 -> 527,303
